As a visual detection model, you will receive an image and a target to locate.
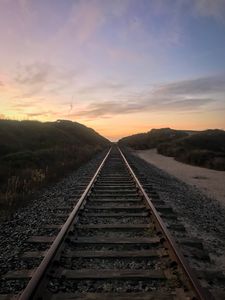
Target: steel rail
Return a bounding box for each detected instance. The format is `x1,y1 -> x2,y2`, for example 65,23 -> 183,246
118,146 -> 209,300
18,148 -> 111,300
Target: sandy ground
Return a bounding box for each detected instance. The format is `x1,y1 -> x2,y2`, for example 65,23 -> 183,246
136,149 -> 225,208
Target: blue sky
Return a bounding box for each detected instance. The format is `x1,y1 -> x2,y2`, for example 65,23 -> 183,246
0,0 -> 225,140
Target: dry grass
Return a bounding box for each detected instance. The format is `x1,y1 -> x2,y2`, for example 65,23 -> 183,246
0,120 -> 110,219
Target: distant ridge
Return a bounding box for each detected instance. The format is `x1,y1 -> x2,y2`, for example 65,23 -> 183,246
119,128 -> 191,150
119,128 -> 225,171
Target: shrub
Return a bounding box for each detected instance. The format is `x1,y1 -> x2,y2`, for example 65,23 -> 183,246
0,120 -> 110,219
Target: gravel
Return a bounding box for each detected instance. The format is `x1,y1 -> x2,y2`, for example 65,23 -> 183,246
0,151 -> 107,281
47,279 -> 172,293
66,243 -> 156,252
79,216 -> 150,224
124,150 -> 225,277
86,202 -> 139,207
0,279 -> 29,294
75,228 -> 154,238
61,257 -> 162,270
2,147 -> 225,297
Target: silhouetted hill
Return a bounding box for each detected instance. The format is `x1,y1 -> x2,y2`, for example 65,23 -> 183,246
119,128 -> 189,149
119,128 -> 225,170
0,119 -> 110,217
0,119 -> 109,157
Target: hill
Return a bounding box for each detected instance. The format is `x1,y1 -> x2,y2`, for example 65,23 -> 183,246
157,129 -> 225,170
119,128 -> 225,170
0,119 -> 109,157
119,128 -> 190,149
0,119 -> 110,218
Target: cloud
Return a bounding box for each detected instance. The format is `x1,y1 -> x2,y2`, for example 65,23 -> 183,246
69,1 -> 104,44
78,81 -> 127,94
144,0 -> 225,54
74,100 -> 146,118
151,0 -> 225,23
71,0 -> 130,38
72,98 -> 213,119
51,0 -> 130,47
107,48 -> 142,62
11,98 -> 42,109
71,74 -> 225,118
154,98 -> 213,110
192,0 -> 225,22
15,63 -> 52,85
18,0 -> 32,18
25,111 -> 53,117
14,62 -> 79,97
156,74 -> 225,95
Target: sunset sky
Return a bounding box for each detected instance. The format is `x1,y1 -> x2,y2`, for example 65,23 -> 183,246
0,0 -> 225,140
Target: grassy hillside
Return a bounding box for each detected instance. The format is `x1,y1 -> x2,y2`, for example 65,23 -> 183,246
0,119 -> 110,218
119,128 -> 225,170
119,128 -> 189,149
157,129 -> 225,170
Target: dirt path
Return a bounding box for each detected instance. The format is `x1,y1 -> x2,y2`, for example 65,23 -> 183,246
136,148 -> 225,208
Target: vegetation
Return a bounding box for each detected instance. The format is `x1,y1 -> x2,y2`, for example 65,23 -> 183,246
119,128 -> 189,149
158,129 -> 225,170
119,128 -> 225,171
0,119 -> 110,218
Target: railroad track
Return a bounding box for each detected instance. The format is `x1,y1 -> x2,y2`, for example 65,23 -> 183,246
1,146 -> 212,300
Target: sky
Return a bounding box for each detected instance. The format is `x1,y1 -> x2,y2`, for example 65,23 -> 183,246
0,0 -> 225,141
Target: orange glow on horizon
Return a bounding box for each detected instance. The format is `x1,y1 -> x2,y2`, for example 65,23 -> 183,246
1,85 -> 225,142
0,112 -> 225,142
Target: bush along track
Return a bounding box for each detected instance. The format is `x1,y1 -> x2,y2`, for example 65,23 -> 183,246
0,119 -> 110,219
119,128 -> 225,171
